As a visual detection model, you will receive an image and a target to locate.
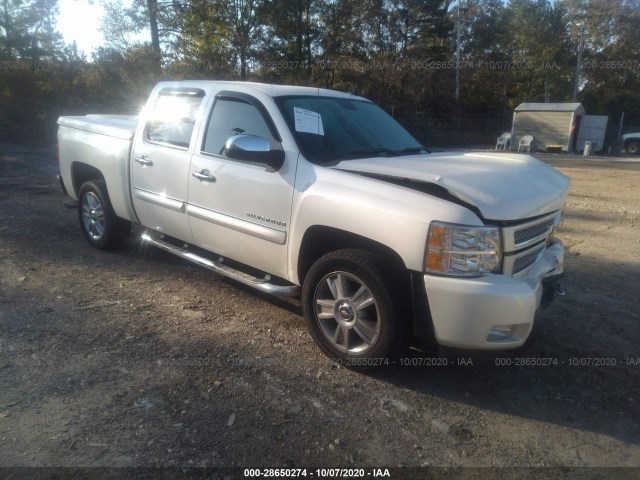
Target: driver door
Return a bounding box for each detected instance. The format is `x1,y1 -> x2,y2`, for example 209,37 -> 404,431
187,92 -> 297,279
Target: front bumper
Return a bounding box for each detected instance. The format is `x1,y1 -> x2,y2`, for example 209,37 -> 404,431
424,239 -> 564,350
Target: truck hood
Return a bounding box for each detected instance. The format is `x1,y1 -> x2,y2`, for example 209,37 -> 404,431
332,151 -> 570,221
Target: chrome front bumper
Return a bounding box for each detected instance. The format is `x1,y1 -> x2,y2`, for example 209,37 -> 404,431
424,239 -> 564,350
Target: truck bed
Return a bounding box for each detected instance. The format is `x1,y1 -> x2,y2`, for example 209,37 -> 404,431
57,114 -> 139,223
57,115 -> 138,140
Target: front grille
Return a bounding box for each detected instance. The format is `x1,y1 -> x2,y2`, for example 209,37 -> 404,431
512,245 -> 545,275
514,218 -> 556,247
502,211 -> 561,275
502,212 -> 560,253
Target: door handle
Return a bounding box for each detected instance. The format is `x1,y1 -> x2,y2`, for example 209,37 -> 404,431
192,170 -> 216,183
135,155 -> 153,166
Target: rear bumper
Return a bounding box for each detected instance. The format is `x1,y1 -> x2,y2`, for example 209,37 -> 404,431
424,239 -> 564,350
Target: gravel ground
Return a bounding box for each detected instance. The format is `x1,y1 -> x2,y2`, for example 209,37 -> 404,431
0,150 -> 639,475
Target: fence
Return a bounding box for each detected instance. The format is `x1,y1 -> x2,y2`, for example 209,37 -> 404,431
396,111 -> 513,149
1,95 -> 635,153
399,112 -> 638,153
0,96 -> 143,148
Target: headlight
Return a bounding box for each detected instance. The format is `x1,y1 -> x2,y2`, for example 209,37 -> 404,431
425,221 -> 502,276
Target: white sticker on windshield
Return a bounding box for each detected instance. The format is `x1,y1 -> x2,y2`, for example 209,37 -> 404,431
293,107 -> 324,136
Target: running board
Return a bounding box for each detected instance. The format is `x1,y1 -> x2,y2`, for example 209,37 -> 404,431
140,231 -> 300,297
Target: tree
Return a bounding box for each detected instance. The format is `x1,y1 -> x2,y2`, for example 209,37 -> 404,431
100,0 -> 187,74
257,0 -> 318,83
567,0 -> 640,124
460,0 -> 508,113
0,0 -> 67,145
169,0 -> 226,76
1,0 -> 64,62
503,1 -> 570,104
228,0 -> 263,79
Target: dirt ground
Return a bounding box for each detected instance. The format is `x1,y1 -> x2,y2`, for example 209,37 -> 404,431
1,149 -> 639,474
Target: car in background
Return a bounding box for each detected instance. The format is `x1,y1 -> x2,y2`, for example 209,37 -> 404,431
622,132 -> 640,155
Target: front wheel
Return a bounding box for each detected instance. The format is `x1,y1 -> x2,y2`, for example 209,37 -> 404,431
625,141 -> 639,156
302,249 -> 409,367
78,180 -> 130,250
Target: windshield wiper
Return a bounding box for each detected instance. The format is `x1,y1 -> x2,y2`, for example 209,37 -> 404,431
401,146 -> 430,154
340,146 -> 430,162
348,148 -> 400,158
348,146 -> 430,159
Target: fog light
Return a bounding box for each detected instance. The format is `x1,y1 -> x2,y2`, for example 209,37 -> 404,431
487,325 -> 517,341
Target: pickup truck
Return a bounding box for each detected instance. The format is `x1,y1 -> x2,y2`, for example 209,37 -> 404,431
57,81 -> 569,365
622,133 -> 640,155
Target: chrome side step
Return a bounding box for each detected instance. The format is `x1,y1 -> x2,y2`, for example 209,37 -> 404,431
140,231 -> 300,297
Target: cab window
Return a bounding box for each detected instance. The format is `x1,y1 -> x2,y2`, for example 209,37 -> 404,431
146,91 -> 204,148
202,98 -> 275,155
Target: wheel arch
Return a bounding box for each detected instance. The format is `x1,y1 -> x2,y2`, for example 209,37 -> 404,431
296,225 -> 410,288
296,226 -> 436,346
77,179 -> 130,250
71,162 -> 105,196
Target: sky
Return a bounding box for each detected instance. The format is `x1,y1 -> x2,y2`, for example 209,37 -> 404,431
57,0 -> 106,55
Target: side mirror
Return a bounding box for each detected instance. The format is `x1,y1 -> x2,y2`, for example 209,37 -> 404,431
223,134 -> 285,171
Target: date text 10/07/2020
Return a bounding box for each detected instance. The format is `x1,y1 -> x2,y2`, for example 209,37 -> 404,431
330,357 -> 474,368
331,357 -> 639,368
244,468 -> 391,478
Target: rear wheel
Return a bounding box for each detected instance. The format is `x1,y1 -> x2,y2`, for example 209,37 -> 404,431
302,249 -> 409,368
625,141 -> 639,156
78,180 -> 130,250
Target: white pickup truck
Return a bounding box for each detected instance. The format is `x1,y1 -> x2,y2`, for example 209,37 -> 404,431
57,81 -> 569,364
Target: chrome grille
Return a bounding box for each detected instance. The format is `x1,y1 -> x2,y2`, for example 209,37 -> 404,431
502,212 -> 560,252
512,245 -> 545,275
514,218 -> 556,247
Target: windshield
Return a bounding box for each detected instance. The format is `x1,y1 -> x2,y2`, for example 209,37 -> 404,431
275,95 -> 426,164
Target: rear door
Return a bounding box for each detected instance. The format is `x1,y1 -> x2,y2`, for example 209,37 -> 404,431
187,90 -> 297,279
130,87 -> 206,242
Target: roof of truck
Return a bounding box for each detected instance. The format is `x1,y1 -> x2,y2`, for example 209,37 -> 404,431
153,80 -> 367,101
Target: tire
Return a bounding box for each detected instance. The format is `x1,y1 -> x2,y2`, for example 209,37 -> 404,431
302,249 -> 409,368
624,141 -> 639,156
78,180 -> 130,250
